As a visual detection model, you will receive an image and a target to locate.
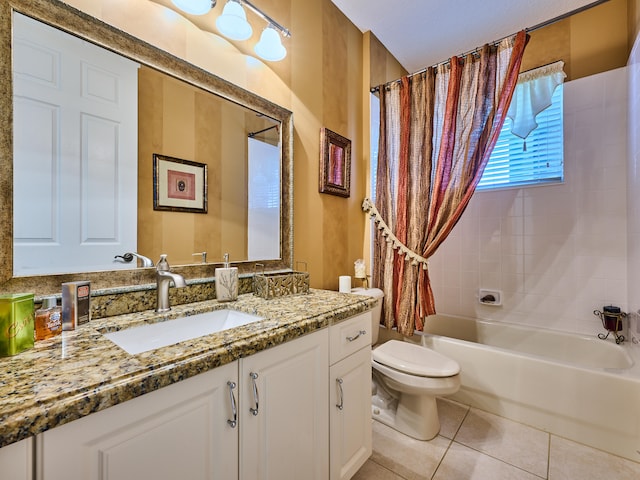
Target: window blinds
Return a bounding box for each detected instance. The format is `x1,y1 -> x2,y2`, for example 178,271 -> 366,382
478,73 -> 564,190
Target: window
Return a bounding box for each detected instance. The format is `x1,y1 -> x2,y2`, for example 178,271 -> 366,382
247,137 -> 280,260
370,93 -> 380,201
478,79 -> 564,190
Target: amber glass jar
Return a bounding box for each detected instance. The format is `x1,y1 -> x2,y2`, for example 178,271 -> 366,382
35,296 -> 62,341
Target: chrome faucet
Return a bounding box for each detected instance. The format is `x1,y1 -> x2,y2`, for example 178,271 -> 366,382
131,252 -> 154,267
155,254 -> 186,312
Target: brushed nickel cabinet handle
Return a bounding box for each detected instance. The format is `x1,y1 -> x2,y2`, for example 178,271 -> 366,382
336,378 -> 344,410
249,372 -> 259,416
227,381 -> 237,428
346,330 -> 366,342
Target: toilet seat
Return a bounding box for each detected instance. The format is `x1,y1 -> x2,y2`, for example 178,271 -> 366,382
372,359 -> 461,396
373,340 -> 460,377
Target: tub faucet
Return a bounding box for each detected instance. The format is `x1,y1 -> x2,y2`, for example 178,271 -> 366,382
156,254 -> 186,313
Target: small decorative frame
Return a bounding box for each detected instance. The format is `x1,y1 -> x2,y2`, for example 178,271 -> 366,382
319,127 -> 351,197
153,154 -> 208,213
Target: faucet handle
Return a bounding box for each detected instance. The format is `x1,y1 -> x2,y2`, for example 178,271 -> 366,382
192,252 -> 207,263
157,254 -> 170,272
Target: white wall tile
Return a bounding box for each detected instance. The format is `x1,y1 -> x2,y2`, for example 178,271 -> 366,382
430,67 -> 629,337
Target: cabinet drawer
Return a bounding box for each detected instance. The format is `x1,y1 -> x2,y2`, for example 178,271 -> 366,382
330,312 -> 372,365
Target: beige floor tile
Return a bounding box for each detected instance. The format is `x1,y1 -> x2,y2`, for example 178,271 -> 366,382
437,396 -> 469,439
352,459 -> 406,480
433,442 -> 544,480
548,436 -> 640,480
371,420 -> 451,480
454,408 -> 549,477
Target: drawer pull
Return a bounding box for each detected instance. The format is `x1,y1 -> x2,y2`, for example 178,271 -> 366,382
227,381 -> 238,428
249,372 -> 259,416
346,330 -> 366,342
336,378 -> 344,410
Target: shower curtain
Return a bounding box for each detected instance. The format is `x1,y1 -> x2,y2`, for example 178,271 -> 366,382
366,31 -> 528,336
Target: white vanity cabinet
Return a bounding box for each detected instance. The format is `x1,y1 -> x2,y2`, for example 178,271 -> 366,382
30,315 -> 370,480
329,312 -> 373,480
35,328 -> 330,480
37,361 -> 239,480
239,328 -> 329,480
0,437 -> 33,480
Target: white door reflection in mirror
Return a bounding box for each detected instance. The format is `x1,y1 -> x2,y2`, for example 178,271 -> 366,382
13,13 -> 139,275
248,136 -> 280,260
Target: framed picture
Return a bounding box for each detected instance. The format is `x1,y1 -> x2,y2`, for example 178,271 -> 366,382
319,127 -> 351,197
153,154 -> 208,213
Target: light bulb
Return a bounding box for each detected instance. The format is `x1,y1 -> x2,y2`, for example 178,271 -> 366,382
254,26 -> 286,62
216,0 -> 253,41
171,0 -> 215,15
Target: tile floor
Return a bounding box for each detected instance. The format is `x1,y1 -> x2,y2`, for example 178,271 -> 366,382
352,397 -> 640,480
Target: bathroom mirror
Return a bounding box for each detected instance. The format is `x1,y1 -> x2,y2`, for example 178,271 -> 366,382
0,0 -> 293,293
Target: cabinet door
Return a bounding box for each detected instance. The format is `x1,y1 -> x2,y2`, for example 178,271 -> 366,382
240,329 -> 329,480
330,347 -> 372,480
0,437 -> 33,480
38,362 -> 238,480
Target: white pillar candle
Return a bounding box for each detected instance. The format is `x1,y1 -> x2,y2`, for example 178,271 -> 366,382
339,275 -> 352,293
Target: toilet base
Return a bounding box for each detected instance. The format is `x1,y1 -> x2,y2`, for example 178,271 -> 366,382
371,391 -> 440,441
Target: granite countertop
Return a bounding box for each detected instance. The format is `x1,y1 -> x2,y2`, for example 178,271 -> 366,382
0,289 -> 377,448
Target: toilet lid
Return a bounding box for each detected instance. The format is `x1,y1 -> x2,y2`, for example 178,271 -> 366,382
373,340 -> 460,377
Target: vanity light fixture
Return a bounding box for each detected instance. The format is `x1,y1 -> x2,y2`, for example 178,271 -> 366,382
216,0 -> 253,41
254,25 -> 286,61
172,0 -> 291,61
215,0 -> 291,60
171,0 -> 216,16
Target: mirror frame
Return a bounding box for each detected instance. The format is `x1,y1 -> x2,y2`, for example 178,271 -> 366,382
0,0 -> 294,294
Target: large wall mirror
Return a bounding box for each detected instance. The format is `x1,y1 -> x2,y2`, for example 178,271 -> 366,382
0,0 -> 293,294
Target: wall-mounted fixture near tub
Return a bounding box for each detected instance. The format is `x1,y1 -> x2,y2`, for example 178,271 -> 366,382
478,289 -> 502,306
593,306 -> 627,344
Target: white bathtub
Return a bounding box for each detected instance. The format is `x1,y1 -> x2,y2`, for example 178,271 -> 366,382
392,314 -> 640,463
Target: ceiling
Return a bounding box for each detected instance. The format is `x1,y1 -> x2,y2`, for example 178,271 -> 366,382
330,0 -> 602,73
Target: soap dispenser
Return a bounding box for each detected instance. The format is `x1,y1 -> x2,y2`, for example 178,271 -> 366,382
157,254 -> 170,272
215,253 -> 238,302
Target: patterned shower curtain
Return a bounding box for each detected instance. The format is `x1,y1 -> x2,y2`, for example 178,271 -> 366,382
365,31 -> 528,336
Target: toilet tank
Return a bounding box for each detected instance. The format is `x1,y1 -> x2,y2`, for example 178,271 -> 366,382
351,288 -> 384,344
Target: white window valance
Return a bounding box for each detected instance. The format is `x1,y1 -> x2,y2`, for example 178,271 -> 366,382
507,60 -> 566,142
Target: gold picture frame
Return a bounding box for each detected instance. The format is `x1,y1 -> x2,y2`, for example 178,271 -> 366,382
153,154 -> 208,213
319,127 -> 351,197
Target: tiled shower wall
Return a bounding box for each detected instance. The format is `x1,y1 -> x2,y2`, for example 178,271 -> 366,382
428,66 -> 629,337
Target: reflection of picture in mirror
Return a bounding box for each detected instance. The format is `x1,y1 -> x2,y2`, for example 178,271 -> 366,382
319,127 -> 351,198
153,154 -> 207,213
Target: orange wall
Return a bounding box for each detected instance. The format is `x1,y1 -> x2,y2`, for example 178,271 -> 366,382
629,0 -> 640,46
367,32 -> 407,89
522,0 -> 629,79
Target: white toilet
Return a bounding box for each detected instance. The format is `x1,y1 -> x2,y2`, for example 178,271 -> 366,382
352,287 -> 461,441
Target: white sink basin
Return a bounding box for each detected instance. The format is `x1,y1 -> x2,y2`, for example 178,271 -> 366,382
103,309 -> 264,354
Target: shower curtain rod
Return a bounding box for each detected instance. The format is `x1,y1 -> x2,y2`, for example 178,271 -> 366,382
248,124 -> 279,137
370,0 -> 609,93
